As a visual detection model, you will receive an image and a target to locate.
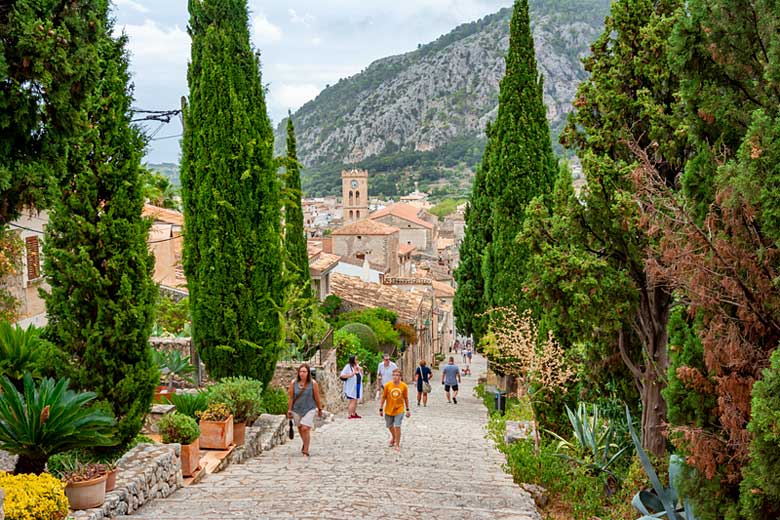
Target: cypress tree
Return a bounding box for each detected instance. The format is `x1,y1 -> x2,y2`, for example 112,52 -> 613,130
485,0 -> 557,309
283,116 -> 312,302
182,0 -> 283,387
42,6 -> 158,447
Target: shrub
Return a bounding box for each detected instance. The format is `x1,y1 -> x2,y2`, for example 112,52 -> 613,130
335,330 -> 381,380
338,323 -> 379,352
158,412 -> 200,445
197,402 -> 232,422
0,374 -> 116,474
153,350 -> 196,391
262,387 -> 289,415
0,322 -> 46,386
0,471 -> 68,520
165,391 -> 209,420
154,296 -> 191,335
208,377 -> 264,423
335,309 -> 400,348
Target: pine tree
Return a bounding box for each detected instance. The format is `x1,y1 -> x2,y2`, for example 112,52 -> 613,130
42,9 -> 158,447
453,123 -> 494,344
485,0 -> 557,309
283,117 -> 312,303
181,0 -> 283,387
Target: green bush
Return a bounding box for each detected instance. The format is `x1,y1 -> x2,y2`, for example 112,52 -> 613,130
166,391 -> 209,420
334,330 -> 381,380
158,412 -> 200,445
154,296 -> 191,335
0,374 -> 116,474
335,309 -> 400,348
0,323 -> 57,386
262,387 -> 289,415
338,323 -> 379,352
208,377 -> 264,423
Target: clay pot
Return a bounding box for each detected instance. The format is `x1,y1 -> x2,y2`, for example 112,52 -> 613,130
180,438 -> 200,477
154,385 -> 171,404
64,472 -> 108,510
199,414 -> 233,450
105,468 -> 118,492
233,421 -> 246,446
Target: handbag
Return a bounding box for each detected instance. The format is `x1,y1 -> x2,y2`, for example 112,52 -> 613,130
420,367 -> 432,394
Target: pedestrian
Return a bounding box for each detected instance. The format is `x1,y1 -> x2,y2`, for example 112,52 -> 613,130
414,359 -> 432,406
340,355 -> 363,419
376,353 -> 398,398
441,356 -> 461,404
461,344 -> 468,364
287,363 -> 323,457
452,339 -> 460,354
379,368 -> 410,452
467,345 -> 473,365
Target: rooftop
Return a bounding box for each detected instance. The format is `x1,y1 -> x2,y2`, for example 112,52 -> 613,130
143,204 -> 184,227
330,273 -> 430,323
369,203 -> 434,230
331,219 -> 399,236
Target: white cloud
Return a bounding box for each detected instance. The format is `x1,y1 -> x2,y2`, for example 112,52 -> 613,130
120,20 -> 189,66
288,8 -> 314,26
252,13 -> 283,44
270,83 -> 321,112
113,0 -> 149,14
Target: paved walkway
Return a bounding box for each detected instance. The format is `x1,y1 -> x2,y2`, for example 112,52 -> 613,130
128,355 -> 539,519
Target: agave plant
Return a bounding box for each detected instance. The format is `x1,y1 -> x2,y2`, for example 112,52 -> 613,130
0,322 -> 44,385
153,350 -> 195,391
548,402 -> 631,483
0,373 -> 116,474
626,405 -> 698,519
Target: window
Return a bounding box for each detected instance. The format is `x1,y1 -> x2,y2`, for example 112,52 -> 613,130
355,190 -> 360,204
349,191 -> 354,205
356,210 -> 360,219
349,210 -> 354,220
25,236 -> 41,281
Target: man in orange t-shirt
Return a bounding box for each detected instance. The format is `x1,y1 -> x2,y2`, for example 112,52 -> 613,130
379,368 -> 410,452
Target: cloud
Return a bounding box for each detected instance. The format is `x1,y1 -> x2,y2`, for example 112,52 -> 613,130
270,83 -> 321,112
252,13 -> 283,44
119,20 -> 189,66
288,8 -> 314,26
113,0 -> 149,14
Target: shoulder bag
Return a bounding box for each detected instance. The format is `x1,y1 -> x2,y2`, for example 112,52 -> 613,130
421,367 -> 432,394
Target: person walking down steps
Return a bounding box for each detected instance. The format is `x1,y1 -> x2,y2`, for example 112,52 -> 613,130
441,356 -> 461,404
340,355 -> 364,419
287,364 -> 323,457
379,368 -> 410,452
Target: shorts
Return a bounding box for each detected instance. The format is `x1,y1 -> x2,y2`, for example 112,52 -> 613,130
444,384 -> 459,392
292,409 -> 316,428
384,413 -> 404,428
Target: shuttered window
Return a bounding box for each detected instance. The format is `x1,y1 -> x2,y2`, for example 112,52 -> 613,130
25,236 -> 40,281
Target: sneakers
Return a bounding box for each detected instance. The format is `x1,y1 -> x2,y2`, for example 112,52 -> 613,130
417,402 -> 421,406
348,413 -> 362,419
453,397 -> 458,404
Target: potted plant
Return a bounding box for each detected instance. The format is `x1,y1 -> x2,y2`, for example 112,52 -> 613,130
158,411 -> 201,477
165,390 -> 209,420
208,377 -> 264,445
54,457 -> 109,510
196,403 -> 233,450
153,350 -> 196,403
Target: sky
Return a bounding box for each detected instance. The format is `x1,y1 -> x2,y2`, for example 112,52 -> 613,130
113,0 -> 510,164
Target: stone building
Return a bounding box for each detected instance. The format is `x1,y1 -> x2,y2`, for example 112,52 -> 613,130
330,219 -> 400,275
341,168 -> 369,224
143,204 -> 185,290
369,203 -> 436,254
4,209 -> 49,328
306,242 -> 340,301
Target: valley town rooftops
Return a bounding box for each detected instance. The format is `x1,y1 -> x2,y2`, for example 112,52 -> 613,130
369,203 -> 434,230
330,219 -> 399,236
330,273 -> 430,324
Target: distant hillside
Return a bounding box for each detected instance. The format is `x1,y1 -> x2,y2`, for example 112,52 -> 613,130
274,0 -> 611,198
146,162 -> 180,186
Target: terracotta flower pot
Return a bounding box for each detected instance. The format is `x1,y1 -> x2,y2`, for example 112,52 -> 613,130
154,385 -> 171,404
199,414 -> 233,450
65,472 -> 108,510
105,468 -> 118,492
233,421 -> 246,446
180,438 -> 200,477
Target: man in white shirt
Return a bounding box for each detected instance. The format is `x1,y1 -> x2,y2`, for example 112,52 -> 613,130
376,354 -> 398,388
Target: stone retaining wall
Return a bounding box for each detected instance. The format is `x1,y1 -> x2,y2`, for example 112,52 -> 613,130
69,443 -> 181,520
212,414 -> 289,472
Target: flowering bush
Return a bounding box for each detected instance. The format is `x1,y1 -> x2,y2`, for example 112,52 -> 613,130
0,472 -> 68,520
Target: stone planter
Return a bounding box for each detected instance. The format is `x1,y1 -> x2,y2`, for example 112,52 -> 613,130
199,415 -> 233,450
233,421 -> 246,445
105,467 -> 118,492
65,472 -> 108,510
180,439 -> 200,477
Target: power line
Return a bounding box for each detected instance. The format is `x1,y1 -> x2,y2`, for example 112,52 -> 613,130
150,133 -> 182,141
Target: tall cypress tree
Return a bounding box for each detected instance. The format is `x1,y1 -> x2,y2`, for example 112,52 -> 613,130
485,0 -> 557,309
283,116 -> 312,302
182,0 -> 283,387
42,4 -> 158,448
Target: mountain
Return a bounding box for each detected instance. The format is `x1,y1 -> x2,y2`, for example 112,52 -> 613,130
274,0 -> 611,199
146,162 -> 180,186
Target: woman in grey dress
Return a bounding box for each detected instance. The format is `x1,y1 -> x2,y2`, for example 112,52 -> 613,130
287,364 -> 323,456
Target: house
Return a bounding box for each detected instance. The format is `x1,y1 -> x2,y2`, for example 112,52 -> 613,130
4,209 -> 49,328
330,219 -> 401,275
142,204 -> 185,290
369,203 -> 436,254
306,242 -> 340,301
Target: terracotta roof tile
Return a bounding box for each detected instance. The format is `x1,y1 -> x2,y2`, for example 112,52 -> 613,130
330,219 -> 399,236
330,273 -> 429,323
370,203 -> 434,230
143,204 -> 184,226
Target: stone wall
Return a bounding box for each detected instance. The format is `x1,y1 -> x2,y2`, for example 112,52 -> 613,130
69,443 -> 181,520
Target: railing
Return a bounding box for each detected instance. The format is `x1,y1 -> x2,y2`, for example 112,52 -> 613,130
279,327 -> 334,365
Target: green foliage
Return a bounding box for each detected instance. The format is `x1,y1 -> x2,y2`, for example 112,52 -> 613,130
154,297 -> 191,336
182,0 -> 283,388
153,350 -> 195,391
0,322 -> 45,385
165,391 -> 209,421
208,377 -> 264,423
157,411 -> 200,445
338,323 -> 380,352
334,330 -> 381,379
261,387 -> 289,416
334,308 -> 400,348
0,374 -> 116,475
429,198 -> 462,220
739,348 -> 780,519
197,403 -> 232,422
139,166 -> 179,210
320,295 -> 342,321
41,8 -> 158,450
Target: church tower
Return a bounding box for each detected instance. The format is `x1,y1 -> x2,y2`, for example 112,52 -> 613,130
341,168 -> 369,224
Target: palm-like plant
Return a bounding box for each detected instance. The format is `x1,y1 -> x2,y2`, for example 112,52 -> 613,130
0,373 -> 116,474
0,322 -> 44,385
153,350 -> 195,391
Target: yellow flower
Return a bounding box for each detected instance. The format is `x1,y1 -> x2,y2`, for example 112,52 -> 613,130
0,472 -> 69,520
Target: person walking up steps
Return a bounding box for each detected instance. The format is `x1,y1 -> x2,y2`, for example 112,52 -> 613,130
441,356 -> 461,404
379,368 -> 410,452
414,359 -> 432,406
287,364 -> 323,457
375,353 -> 397,399
340,355 -> 363,419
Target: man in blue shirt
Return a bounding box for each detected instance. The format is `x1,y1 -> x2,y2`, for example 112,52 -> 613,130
441,356 -> 462,404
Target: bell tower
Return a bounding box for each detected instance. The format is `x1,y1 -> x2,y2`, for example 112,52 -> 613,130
341,168 -> 369,224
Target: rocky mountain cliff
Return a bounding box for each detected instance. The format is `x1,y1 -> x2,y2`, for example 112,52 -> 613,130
274,0 -> 611,197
